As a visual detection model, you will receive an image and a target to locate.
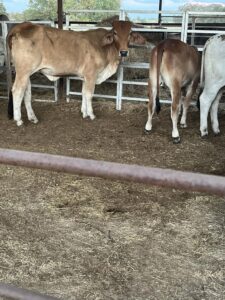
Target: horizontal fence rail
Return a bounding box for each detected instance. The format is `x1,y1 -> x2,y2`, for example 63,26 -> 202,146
0,10 -> 225,104
0,148 -> 225,197
0,21 -> 58,102
65,9 -> 225,108
65,9 -> 184,107
0,283 -> 59,300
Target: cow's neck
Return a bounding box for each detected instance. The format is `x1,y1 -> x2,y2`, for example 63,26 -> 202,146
96,45 -> 121,84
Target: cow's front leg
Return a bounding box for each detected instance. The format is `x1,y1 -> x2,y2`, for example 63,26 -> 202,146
24,79 -> 38,124
210,91 -> 222,136
145,103 -> 154,133
180,82 -> 196,128
81,79 -> 96,120
145,80 -> 156,134
12,75 -> 29,126
199,89 -> 216,137
171,88 -> 181,143
81,95 -> 87,119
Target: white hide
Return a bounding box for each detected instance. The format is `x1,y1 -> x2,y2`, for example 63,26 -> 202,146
199,35 -> 225,137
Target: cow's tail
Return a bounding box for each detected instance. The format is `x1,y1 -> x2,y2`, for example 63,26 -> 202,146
8,91 -> 13,119
6,29 -> 14,119
155,46 -> 164,114
197,43 -> 206,110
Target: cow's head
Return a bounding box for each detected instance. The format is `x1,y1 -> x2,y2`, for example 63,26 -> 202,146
102,20 -> 146,57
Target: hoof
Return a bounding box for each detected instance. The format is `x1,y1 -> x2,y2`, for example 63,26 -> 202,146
16,120 -> 23,127
82,112 -> 88,119
201,133 -> 208,139
213,131 -> 220,137
180,123 -> 187,128
200,129 -> 208,138
89,114 -> 96,120
144,129 -> 151,135
29,117 -> 38,124
172,136 -> 181,144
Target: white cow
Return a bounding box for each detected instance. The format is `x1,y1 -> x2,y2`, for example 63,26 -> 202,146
199,34 -> 225,137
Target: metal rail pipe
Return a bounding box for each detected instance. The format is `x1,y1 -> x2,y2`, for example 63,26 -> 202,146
0,283 -> 59,300
0,148 -> 224,197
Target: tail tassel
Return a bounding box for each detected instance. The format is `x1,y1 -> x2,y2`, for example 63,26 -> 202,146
156,96 -> 161,114
8,90 -> 13,119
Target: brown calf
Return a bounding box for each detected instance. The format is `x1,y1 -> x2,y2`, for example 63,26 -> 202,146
7,21 -> 145,126
145,39 -> 200,143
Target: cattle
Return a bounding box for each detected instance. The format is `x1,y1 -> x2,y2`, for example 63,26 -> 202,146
199,34 -> 225,137
145,39 -> 201,143
7,21 -> 145,126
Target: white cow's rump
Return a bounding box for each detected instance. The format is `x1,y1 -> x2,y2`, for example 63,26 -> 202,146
199,34 -> 225,137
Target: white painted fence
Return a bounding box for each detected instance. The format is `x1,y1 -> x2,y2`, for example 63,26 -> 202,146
1,10 -> 225,105
65,10 -> 225,108
0,20 -> 58,101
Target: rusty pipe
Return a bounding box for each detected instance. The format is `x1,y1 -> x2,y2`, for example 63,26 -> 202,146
0,148 -> 224,197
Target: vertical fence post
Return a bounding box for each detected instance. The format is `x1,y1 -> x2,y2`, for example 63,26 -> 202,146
191,16 -> 196,45
158,0 -> 162,25
66,77 -> 70,103
116,64 -> 123,110
183,11 -> 189,43
181,11 -> 186,42
57,0 -> 64,102
116,9 -> 126,111
3,21 -> 12,104
65,12 -> 70,103
119,9 -> 126,21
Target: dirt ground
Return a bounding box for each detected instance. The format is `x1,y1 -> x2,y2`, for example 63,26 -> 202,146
0,96 -> 225,300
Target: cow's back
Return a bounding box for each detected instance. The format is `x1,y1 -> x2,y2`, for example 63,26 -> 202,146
8,22 -> 47,70
202,35 -> 225,86
157,39 -> 200,85
8,23 -> 111,76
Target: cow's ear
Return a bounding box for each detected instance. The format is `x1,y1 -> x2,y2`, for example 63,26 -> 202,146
102,31 -> 114,46
130,32 -> 146,45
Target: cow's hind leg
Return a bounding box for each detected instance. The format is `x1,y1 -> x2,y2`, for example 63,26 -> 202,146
180,81 -> 197,128
145,80 -> 156,134
170,84 -> 181,143
210,90 -> 222,136
200,88 -> 219,137
24,79 -> 38,124
81,79 -> 95,120
12,75 -> 29,126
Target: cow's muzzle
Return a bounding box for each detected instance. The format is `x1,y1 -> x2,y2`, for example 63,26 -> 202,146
120,50 -> 129,57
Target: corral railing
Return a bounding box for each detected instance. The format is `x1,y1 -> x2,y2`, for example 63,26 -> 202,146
65,9 -> 184,108
182,11 -> 225,51
65,9 -> 225,109
1,149 -> 224,296
0,148 -> 225,197
0,20 -> 59,102
1,10 -> 225,105
0,282 -> 59,300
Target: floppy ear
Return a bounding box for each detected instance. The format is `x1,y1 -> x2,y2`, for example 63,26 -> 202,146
102,31 -> 114,46
130,32 -> 146,45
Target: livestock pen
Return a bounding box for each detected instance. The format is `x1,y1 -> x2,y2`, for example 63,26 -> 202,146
0,8 -> 225,300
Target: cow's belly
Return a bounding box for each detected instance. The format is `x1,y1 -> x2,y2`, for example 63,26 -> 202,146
96,63 -> 119,84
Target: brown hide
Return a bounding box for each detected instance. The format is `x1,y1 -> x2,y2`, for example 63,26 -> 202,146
146,39 -> 201,143
151,39 -> 200,99
7,21 -> 146,125
7,21 -> 146,78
